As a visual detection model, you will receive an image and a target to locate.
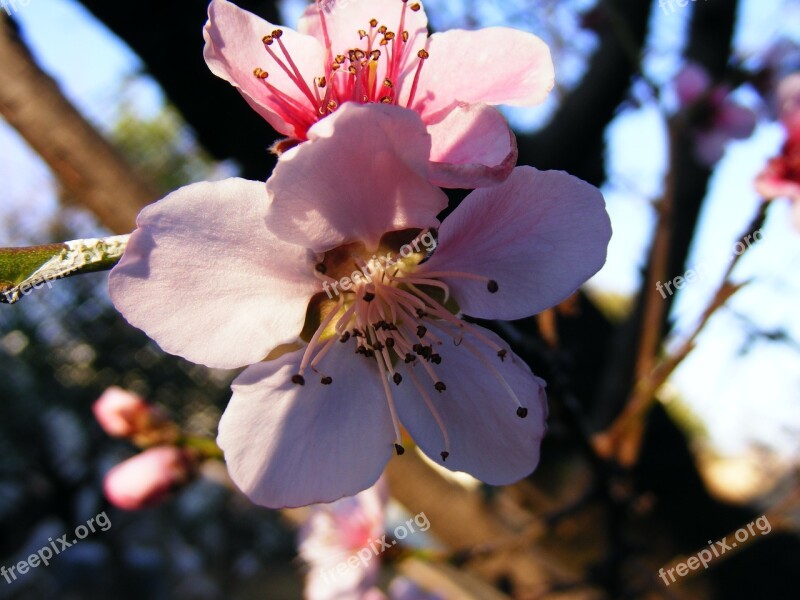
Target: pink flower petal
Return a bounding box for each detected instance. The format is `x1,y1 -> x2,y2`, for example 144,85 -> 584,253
109,179 -> 319,370
203,0 -> 326,138
427,103 -> 517,188
299,482 -> 387,600
218,348 -> 395,508
717,102 -> 757,140
417,167 -> 611,320
755,172 -> 800,201
265,103 -> 447,252
395,326 -> 547,485
675,63 -> 711,106
299,0 -> 429,77
407,28 -> 554,119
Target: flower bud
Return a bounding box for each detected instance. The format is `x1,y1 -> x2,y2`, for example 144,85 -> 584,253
93,387 -> 175,444
103,446 -> 195,511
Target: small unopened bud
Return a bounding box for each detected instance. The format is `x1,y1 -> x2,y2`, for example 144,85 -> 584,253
103,447 -> 196,511
93,387 -> 168,440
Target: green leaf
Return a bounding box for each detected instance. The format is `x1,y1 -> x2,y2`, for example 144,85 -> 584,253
0,235 -> 129,304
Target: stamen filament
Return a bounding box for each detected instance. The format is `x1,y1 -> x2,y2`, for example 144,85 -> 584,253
375,346 -> 404,448
404,365 -> 452,459
299,296 -> 344,374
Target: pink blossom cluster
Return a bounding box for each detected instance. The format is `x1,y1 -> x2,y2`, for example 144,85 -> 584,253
107,0 -> 612,512
673,62 -> 757,165
756,72 -> 800,231
93,387 -> 197,510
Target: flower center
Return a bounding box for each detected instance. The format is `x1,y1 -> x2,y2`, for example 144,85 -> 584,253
252,0 -> 429,137
292,231 -> 530,463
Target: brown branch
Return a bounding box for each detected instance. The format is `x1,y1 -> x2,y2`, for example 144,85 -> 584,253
634,122 -> 680,381
594,203 -> 769,465
0,16 -> 157,234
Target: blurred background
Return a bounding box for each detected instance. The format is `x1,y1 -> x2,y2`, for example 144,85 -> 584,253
0,0 -> 799,599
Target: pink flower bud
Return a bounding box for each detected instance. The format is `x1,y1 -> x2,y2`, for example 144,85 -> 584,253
675,63 -> 711,106
93,387 -> 166,439
103,447 -> 195,511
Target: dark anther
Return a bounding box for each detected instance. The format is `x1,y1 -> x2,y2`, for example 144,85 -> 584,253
321,376 -> 333,385
385,338 -> 395,349
497,349 -> 507,361
363,291 -> 376,302
340,332 -> 351,343
315,263 -> 327,274
516,407 -> 529,419
405,353 -> 416,363
412,343 -> 425,354
364,349 -> 376,358
394,443 -> 405,456
434,381 -> 447,392
373,342 -> 385,351
291,374 -> 305,386
356,346 -> 367,355
430,354 -> 442,364
393,373 -> 403,385
419,346 -> 432,360
487,280 -> 499,293
416,308 -> 428,318
416,325 -> 427,338
440,451 -> 449,462
387,323 -> 398,331
375,320 -> 388,330
353,329 -> 363,338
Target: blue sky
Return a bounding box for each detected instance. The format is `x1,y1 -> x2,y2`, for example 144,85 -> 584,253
2,0 -> 799,457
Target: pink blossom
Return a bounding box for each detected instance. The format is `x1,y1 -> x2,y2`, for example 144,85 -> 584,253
109,106 -> 611,508
674,62 -> 756,165
299,481 -> 387,600
203,0 -> 554,188
103,447 -> 195,511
